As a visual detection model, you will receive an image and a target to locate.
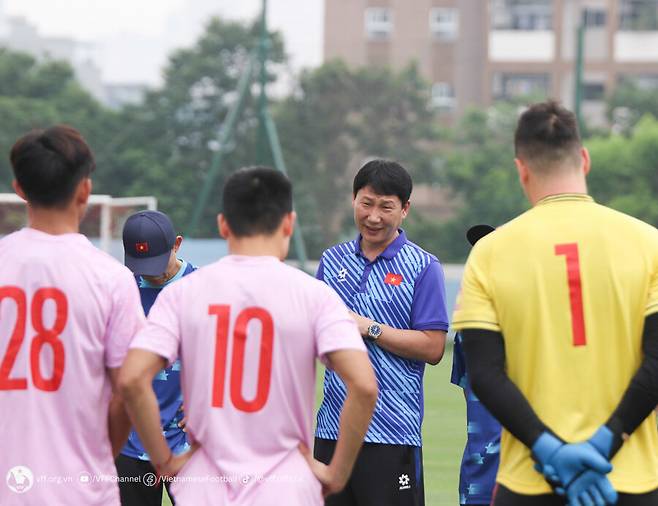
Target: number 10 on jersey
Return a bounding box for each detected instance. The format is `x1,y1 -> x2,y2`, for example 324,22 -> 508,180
209,305 -> 274,413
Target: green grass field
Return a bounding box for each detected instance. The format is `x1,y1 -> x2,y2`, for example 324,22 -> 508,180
421,345 -> 466,504
163,344 -> 465,505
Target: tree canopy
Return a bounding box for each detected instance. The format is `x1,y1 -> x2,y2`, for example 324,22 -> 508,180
1,17 -> 657,263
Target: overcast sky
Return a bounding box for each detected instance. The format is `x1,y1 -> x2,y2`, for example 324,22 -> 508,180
3,0 -> 324,85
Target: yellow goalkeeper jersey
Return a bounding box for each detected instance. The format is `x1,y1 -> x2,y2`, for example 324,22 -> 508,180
452,193 -> 658,495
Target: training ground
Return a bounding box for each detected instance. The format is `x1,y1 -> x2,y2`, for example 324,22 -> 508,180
161,344 -> 466,505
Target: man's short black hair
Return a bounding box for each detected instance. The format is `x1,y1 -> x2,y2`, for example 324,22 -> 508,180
514,100 -> 582,173
10,125 -> 95,208
352,159 -> 413,205
222,166 -> 293,237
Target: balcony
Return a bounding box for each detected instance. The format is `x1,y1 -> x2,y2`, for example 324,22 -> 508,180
489,30 -> 555,61
615,32 -> 658,61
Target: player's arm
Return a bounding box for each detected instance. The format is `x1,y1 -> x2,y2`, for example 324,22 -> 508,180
108,368 -> 132,457
118,349 -> 196,476
449,333 -> 468,402
462,328 -> 616,501
350,312 -> 445,365
103,268 -> 148,458
593,313 -> 658,458
461,328 -> 548,446
301,349 -> 377,497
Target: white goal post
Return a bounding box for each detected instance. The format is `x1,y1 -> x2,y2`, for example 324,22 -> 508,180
0,194 -> 157,256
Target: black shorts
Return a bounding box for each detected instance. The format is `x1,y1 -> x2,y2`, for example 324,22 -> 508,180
492,483 -> 658,506
115,454 -> 175,506
314,438 -> 424,506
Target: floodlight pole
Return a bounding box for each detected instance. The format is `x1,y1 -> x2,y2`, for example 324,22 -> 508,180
256,0 -> 270,165
187,53 -> 256,237
187,0 -> 308,272
574,12 -> 585,133
255,0 -> 309,270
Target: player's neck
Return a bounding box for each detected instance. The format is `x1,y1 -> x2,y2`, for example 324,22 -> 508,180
27,206 -> 80,235
528,176 -> 588,206
228,236 -> 285,260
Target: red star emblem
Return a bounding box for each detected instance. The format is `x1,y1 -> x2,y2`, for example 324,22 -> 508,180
136,242 -> 149,253
384,273 -> 403,286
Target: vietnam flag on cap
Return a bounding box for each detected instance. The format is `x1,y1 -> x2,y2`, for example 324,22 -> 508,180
135,242 -> 149,254
384,273 -> 403,286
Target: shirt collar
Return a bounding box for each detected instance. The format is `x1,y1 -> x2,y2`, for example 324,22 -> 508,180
536,193 -> 594,206
139,259 -> 188,288
353,229 -> 408,261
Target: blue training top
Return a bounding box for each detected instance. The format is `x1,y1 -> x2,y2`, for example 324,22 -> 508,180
121,260 -> 197,460
451,332 -> 501,505
315,230 -> 449,446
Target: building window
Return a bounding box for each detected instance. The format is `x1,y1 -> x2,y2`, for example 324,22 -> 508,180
583,8 -> 607,28
583,82 -> 605,101
492,73 -> 550,99
365,7 -> 393,40
430,82 -> 456,110
619,74 -> 658,90
429,8 -> 459,40
619,0 -> 658,30
491,0 -> 553,30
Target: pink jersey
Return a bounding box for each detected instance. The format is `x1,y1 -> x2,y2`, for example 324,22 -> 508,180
0,228 -> 145,506
130,255 -> 365,505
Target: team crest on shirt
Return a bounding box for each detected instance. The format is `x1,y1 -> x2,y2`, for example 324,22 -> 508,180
337,268 -> 347,282
384,273 -> 403,286
136,242 -> 149,253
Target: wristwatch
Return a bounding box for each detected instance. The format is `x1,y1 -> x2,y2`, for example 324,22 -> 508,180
367,322 -> 382,341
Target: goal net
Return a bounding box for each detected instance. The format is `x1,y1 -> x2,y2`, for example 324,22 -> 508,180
0,194 -> 157,260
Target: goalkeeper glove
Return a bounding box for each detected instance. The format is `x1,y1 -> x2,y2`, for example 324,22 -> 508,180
565,469 -> 618,506
532,432 -> 613,491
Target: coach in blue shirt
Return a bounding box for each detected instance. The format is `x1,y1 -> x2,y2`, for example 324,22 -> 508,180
116,210 -> 196,506
314,159 -> 449,506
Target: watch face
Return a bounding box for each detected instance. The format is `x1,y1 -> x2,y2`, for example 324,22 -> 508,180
368,323 -> 382,339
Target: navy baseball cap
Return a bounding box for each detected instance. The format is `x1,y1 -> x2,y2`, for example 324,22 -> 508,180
466,224 -> 495,246
123,210 -> 176,276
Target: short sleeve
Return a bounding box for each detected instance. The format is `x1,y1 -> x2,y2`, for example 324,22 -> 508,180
450,332 -> 466,388
314,283 -> 366,366
105,268 -> 146,369
451,245 -> 500,332
130,281 -> 182,365
410,260 -> 449,331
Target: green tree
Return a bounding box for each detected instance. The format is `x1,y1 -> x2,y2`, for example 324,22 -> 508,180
423,107 -> 658,263
0,49 -> 115,192
274,61 -> 440,257
419,104 -> 528,262
588,115 -> 658,225
607,81 -> 658,132
109,17 -> 286,235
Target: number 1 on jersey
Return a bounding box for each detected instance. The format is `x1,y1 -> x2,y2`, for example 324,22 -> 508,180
555,243 -> 587,346
209,305 -> 274,413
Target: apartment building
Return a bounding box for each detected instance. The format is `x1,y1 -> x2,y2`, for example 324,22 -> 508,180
0,6 -> 105,102
324,0 -> 658,124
